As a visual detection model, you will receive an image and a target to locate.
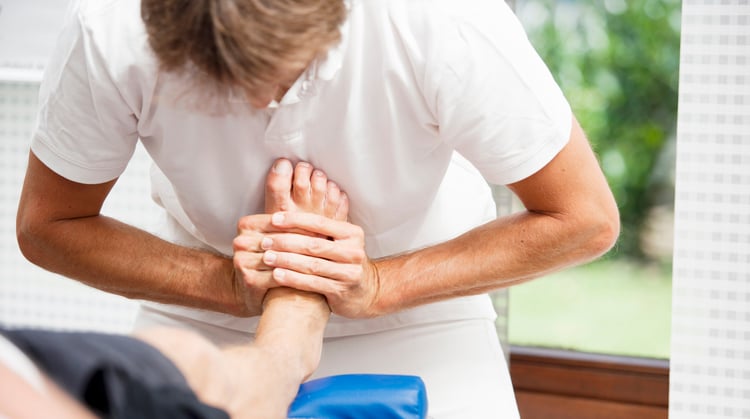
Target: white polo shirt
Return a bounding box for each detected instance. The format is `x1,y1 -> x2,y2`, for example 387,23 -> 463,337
32,0 -> 571,337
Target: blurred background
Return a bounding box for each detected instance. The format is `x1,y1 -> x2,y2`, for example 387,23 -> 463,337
502,0 -> 681,359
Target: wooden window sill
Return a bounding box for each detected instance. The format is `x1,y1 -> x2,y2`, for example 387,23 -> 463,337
510,345 -> 669,419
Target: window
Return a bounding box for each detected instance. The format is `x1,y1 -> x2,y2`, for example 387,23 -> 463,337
500,0 -> 680,360
494,1 -> 679,415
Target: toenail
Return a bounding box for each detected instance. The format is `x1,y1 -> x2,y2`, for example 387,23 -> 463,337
273,160 -> 292,174
314,170 -> 325,177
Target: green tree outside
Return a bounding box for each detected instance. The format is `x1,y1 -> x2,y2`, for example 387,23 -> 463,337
504,0 -> 680,359
518,0 -> 681,261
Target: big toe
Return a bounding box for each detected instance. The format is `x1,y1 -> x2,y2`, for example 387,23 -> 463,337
265,158 -> 294,213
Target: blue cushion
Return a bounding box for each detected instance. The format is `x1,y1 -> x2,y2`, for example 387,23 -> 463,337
288,374 -> 428,419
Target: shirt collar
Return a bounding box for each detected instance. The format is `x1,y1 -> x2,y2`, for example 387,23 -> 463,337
273,5 -> 350,107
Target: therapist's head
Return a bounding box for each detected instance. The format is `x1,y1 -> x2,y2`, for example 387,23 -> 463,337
141,0 -> 347,108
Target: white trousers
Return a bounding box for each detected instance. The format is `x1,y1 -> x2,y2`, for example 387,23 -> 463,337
134,307 -> 519,419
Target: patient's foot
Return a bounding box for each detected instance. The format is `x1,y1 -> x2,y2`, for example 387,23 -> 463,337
261,159 -> 345,396
265,158 -> 348,220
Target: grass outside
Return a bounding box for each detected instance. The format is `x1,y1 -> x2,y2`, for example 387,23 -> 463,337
504,259 -> 672,359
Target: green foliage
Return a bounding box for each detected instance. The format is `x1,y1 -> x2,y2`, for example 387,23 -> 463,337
519,0 -> 681,260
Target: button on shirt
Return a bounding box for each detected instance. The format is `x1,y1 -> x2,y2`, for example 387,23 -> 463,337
31,0 -> 572,336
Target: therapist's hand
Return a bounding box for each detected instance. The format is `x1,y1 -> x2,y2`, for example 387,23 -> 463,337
232,214 -> 279,316
232,159 -> 350,315
259,212 -> 383,319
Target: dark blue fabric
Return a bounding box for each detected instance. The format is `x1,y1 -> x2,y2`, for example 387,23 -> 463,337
288,374 -> 429,419
0,327 -> 228,419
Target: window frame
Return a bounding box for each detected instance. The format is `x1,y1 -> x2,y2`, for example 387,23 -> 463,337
510,345 -> 669,418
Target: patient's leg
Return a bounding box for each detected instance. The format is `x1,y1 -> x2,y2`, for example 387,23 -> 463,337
138,159 -> 348,419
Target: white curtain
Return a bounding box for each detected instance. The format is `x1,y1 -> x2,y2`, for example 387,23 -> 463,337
670,2 -> 750,418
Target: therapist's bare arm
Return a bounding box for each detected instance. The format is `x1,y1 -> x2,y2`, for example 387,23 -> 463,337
259,116 -> 621,318
16,152 -> 245,314
376,117 -> 620,308
16,154 -> 345,318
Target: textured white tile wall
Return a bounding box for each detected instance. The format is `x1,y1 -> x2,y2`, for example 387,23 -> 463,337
670,2 -> 750,418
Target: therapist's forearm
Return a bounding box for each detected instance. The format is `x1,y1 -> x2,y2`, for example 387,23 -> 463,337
373,208 -> 615,312
18,214 -> 250,316
16,152 -> 254,317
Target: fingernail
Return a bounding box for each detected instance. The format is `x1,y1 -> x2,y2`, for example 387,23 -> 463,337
263,251 -> 276,264
272,213 -> 285,225
261,237 -> 273,249
273,160 -> 292,174
273,269 -> 285,280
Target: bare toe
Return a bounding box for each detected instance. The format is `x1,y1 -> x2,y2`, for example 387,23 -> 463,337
311,170 -> 328,214
264,159 -> 293,213
334,192 -> 350,221
324,181 -> 341,219
266,160 -> 347,220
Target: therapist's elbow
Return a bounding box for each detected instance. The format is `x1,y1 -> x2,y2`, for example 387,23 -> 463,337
16,211 -> 53,268
16,224 -> 43,267
581,202 -> 621,259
